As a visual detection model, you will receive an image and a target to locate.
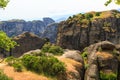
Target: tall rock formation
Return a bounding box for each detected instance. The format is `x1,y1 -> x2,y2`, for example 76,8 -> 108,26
41,23 -> 58,43
57,10 -> 120,50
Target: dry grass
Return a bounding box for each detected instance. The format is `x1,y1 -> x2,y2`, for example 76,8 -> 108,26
96,51 -> 113,59
57,57 -> 83,79
0,63 -> 48,80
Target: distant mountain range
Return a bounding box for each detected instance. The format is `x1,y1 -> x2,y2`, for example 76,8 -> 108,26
0,17 -> 58,43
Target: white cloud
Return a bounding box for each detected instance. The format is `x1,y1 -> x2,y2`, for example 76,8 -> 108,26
0,0 -> 119,21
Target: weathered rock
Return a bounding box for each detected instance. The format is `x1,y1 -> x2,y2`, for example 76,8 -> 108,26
57,10 -> 120,50
41,23 -> 58,43
12,32 -> 46,57
84,41 -> 119,80
62,49 -> 83,63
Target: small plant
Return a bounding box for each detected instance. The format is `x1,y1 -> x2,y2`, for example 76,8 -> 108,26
12,63 -> 23,72
112,49 -> 118,55
0,69 -> 13,80
85,13 -> 93,20
95,12 -> 101,16
82,51 -> 88,59
5,56 -> 16,66
48,45 -> 64,55
5,56 -> 23,72
100,71 -> 117,80
98,47 -> 102,52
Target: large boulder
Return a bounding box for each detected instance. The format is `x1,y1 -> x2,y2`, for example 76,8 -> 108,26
12,32 -> 46,57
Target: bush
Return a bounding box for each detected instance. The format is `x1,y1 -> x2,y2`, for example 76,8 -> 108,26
48,45 -> 64,55
12,63 -> 23,72
41,43 -> 64,55
95,12 -> 101,16
21,54 -> 66,76
5,56 -> 16,66
5,56 -> 23,72
100,71 -> 117,80
41,43 -> 51,53
0,69 -> 13,80
85,13 -> 93,19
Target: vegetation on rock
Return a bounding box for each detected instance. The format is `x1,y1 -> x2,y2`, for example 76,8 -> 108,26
41,42 -> 64,55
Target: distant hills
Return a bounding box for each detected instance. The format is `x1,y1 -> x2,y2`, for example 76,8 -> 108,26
0,17 -> 58,43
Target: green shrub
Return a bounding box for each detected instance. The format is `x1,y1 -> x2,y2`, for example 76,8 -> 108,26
100,71 -> 117,80
0,69 -> 13,80
21,54 -> 66,76
5,56 -> 16,66
41,43 -> 64,55
48,45 -> 63,55
95,12 -> 101,16
41,42 -> 51,53
82,51 -> 88,58
5,56 -> 23,72
12,63 -> 23,72
85,13 -> 93,19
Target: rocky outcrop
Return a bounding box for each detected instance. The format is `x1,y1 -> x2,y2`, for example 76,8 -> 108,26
83,41 -> 119,80
12,32 -> 46,57
57,10 -> 120,50
0,18 -> 57,42
41,23 -> 58,43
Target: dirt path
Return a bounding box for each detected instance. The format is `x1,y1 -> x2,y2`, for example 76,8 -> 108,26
0,63 -> 48,80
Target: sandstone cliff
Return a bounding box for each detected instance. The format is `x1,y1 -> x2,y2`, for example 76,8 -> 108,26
57,10 -> 120,50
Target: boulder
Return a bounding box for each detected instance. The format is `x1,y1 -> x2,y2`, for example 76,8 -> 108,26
62,49 -> 83,63
12,32 -> 46,57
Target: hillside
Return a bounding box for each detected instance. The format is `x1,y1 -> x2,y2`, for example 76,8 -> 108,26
57,10 -> 120,50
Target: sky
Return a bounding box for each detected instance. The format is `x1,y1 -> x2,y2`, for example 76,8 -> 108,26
0,0 -> 119,21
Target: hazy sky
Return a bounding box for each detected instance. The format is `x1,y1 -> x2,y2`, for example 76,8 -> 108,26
0,0 -> 119,21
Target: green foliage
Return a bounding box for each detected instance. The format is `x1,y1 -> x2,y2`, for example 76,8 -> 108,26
85,13 -> 93,20
0,31 -> 18,51
95,12 -> 101,16
12,63 -> 23,72
105,0 -> 120,6
98,47 -> 102,52
41,43 -> 51,53
41,43 -> 64,55
5,56 -> 23,72
5,56 -> 16,66
82,51 -> 88,58
0,69 -> 13,80
0,0 -> 9,8
48,45 -> 64,55
100,71 -> 117,80
21,54 -> 66,76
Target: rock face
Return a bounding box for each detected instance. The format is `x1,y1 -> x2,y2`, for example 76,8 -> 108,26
0,18 -> 57,43
12,32 -> 46,57
57,10 -> 120,50
41,23 -> 58,43
83,41 -> 120,80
